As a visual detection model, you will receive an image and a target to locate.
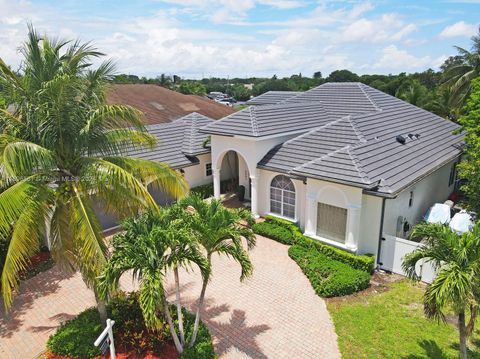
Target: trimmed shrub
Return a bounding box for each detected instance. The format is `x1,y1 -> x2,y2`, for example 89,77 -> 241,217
46,308 -> 102,358
288,244 -> 371,297
263,215 -> 375,273
297,236 -> 375,273
252,222 -> 294,245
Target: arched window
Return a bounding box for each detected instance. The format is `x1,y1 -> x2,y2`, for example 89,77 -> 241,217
270,175 -> 295,219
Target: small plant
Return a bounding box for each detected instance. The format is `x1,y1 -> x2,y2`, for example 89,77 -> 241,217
252,222 -> 294,244
46,308 -> 102,358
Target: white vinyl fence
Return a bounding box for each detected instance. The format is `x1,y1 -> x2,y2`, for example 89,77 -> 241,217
379,234 -> 436,283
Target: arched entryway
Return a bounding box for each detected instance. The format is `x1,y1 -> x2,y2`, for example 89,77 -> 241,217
213,149 -> 258,215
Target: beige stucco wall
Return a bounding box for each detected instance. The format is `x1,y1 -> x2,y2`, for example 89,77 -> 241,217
183,153 -> 213,188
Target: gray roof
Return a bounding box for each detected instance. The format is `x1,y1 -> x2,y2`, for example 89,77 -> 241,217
246,91 -> 301,106
256,83 -> 464,196
127,112 -> 213,169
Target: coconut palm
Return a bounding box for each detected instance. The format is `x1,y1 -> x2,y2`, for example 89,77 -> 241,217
443,26 -> 480,106
99,209 -> 209,354
0,26 -> 188,318
179,195 -> 255,347
402,223 -> 480,359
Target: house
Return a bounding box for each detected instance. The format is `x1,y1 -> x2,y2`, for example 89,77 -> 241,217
197,82 -> 464,259
106,84 -> 235,125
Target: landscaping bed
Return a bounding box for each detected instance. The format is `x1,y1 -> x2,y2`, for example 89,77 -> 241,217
327,274 -> 480,358
46,292 -> 215,359
253,216 -> 374,297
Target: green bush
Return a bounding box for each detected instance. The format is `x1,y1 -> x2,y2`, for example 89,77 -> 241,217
47,308 -> 102,358
297,236 -> 375,273
252,222 -> 295,245
191,183 -> 214,199
47,292 -> 215,359
288,244 -> 371,297
263,215 -> 375,273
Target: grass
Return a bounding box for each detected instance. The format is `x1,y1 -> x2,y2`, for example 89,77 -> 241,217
327,279 -> 480,359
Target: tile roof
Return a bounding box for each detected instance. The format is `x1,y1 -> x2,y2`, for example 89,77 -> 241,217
107,84 -> 235,125
126,112 -> 214,169
246,91 -> 301,106
203,82 -> 464,196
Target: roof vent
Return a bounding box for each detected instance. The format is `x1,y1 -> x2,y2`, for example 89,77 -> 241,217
408,133 -> 420,140
396,135 -> 407,144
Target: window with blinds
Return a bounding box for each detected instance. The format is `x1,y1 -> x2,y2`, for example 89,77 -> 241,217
316,202 -> 347,243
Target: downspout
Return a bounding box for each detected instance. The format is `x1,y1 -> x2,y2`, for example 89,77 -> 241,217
376,197 -> 386,268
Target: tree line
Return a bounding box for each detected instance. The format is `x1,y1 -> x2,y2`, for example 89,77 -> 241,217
111,26 -> 479,121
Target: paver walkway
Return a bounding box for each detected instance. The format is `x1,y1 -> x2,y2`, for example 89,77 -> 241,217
0,236 -> 340,359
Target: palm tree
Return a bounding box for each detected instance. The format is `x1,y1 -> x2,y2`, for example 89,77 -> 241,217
179,195 -> 255,347
0,26 -> 188,319
443,26 -> 480,106
99,209 -> 209,354
403,223 -> 480,359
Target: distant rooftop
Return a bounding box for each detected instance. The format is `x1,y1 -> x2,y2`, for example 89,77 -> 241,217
246,91 -> 301,106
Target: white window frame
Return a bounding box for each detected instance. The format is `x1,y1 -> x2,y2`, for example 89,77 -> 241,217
269,175 -> 296,220
205,163 -> 212,177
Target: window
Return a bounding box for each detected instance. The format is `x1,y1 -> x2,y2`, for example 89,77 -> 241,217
449,162 -> 457,187
205,163 -> 212,177
270,175 -> 295,219
409,191 -> 414,207
316,203 -> 347,243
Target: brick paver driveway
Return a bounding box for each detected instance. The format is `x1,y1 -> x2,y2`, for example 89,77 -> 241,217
0,235 -> 340,359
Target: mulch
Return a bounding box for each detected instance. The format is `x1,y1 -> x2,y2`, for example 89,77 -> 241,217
43,342 -> 179,359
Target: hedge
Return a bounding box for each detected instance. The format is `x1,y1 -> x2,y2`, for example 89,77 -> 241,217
260,215 -> 375,273
288,244 -> 371,297
47,293 -> 215,359
251,222 -> 295,245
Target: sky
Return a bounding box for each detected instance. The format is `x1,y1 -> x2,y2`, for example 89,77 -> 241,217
0,0 -> 479,78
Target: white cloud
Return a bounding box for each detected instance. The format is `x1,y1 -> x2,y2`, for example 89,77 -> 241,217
439,21 -> 478,38
374,45 -> 434,70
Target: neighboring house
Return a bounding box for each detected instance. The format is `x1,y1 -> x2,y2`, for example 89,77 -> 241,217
245,91 -> 301,106
199,82 -> 464,260
97,112 -> 226,229
107,84 -> 235,125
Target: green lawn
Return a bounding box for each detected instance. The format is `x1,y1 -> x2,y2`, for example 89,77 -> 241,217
327,280 -> 480,359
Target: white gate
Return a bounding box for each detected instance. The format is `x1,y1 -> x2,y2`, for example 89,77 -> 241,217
379,234 -> 436,283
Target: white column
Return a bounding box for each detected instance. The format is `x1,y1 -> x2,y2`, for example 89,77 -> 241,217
304,191 -> 317,236
213,168 -> 221,199
346,203 -> 361,252
250,173 -> 259,218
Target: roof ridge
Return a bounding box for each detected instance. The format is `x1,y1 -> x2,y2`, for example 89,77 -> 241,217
357,83 -> 382,111
292,144 -> 353,172
346,115 -> 367,144
249,106 -> 260,136
346,147 -> 372,184
282,114 -> 347,146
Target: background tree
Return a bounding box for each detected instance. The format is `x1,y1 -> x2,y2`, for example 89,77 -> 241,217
177,80 -> 207,96
179,195 -> 255,347
444,26 -> 480,106
457,77 -> 480,213
326,69 -> 360,82
0,27 -> 188,319
403,223 -> 480,359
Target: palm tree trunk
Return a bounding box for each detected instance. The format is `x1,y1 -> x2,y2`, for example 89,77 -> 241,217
94,288 -> 108,328
189,255 -> 211,348
459,310 -> 468,359
173,267 -> 185,346
163,300 -> 183,354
